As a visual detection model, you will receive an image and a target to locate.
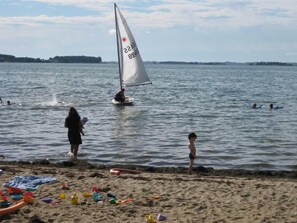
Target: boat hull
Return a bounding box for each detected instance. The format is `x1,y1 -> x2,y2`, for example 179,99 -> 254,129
112,96 -> 134,106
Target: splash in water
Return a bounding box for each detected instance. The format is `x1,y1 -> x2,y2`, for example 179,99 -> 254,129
38,94 -> 70,107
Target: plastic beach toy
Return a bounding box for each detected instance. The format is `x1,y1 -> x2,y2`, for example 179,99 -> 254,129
8,187 -> 23,194
110,168 -> 120,175
24,196 -> 34,204
145,214 -> 156,223
157,214 -> 167,221
41,197 -> 52,204
81,117 -> 88,125
92,192 -> 100,202
59,193 -> 66,199
0,201 -> 26,216
23,192 -> 34,197
71,193 -> 78,205
11,194 -> 23,200
82,192 -> 92,197
119,198 -> 134,203
109,198 -> 116,204
107,192 -> 116,199
110,168 -> 141,175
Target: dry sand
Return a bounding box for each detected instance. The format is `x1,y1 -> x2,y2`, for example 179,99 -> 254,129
1,160 -> 297,223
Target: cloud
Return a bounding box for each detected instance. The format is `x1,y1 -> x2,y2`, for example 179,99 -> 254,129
2,0 -> 296,29
109,29 -> 116,35
1,0 -> 297,61
28,0 -> 114,12
0,15 -> 111,28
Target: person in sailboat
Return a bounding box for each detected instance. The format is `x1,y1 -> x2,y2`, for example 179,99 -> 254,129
114,88 -> 126,102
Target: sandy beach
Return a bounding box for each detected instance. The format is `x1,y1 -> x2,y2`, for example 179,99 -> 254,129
1,160 -> 297,223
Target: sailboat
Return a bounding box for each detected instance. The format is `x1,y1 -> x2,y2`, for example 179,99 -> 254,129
112,3 -> 152,105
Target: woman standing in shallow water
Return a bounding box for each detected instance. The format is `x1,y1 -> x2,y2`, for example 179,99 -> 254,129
64,107 -> 84,158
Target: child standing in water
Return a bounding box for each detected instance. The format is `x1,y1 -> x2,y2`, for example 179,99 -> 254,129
188,132 -> 197,175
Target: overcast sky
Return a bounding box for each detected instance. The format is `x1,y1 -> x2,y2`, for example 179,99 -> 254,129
1,0 -> 297,62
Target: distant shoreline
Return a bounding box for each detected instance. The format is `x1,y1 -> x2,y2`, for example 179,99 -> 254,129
0,53 -> 295,66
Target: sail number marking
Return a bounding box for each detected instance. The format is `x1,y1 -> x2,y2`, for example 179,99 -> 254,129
123,41 -> 139,59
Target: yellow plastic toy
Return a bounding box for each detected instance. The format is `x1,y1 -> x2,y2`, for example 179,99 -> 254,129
82,192 -> 92,197
145,214 -> 156,223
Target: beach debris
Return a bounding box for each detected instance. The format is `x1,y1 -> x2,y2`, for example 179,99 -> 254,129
100,187 -> 110,192
61,182 -> 70,190
151,195 -> 160,200
28,215 -> 45,223
97,200 -> 104,205
89,172 -> 104,178
157,214 -> 167,221
0,169 -> 3,174
77,176 -> 85,180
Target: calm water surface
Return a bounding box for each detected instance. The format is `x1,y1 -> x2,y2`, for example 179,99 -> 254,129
0,63 -> 297,171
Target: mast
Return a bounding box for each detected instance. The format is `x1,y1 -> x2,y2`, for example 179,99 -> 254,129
114,3 -> 123,90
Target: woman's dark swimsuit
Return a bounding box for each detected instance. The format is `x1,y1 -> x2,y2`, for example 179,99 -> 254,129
189,153 -> 195,160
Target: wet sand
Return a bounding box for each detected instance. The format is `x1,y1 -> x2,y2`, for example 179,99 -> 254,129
1,160 -> 297,223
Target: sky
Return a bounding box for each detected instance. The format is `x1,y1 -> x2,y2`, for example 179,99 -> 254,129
0,0 -> 297,62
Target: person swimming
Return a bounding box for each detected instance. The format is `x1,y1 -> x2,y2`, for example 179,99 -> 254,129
252,103 -> 262,109
270,103 -> 283,109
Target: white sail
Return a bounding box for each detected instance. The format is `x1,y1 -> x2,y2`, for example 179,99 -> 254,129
115,4 -> 151,87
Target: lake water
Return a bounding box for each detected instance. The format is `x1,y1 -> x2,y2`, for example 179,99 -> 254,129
0,63 -> 297,171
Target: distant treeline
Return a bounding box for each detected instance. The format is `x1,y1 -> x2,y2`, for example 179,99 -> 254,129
0,54 -> 102,63
248,62 -> 293,66
156,61 -> 226,65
